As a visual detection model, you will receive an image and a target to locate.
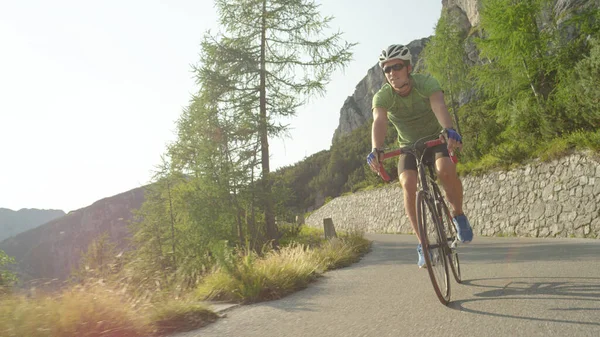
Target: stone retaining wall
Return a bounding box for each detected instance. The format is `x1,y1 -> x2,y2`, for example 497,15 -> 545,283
306,152 -> 600,239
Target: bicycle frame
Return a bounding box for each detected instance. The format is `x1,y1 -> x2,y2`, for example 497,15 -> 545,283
376,135 -> 462,304
377,136 -> 457,242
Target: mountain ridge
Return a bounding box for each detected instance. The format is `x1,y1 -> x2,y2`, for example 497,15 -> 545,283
0,186 -> 147,284
0,208 -> 66,242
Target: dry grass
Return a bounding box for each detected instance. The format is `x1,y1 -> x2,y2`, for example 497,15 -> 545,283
197,244 -> 320,303
196,231 -> 371,303
0,229 -> 371,335
0,284 -> 151,337
0,282 -> 217,337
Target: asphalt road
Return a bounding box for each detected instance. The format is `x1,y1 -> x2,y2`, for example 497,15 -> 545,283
173,234 -> 600,337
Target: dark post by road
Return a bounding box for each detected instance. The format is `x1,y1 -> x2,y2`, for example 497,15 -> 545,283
323,218 -> 337,239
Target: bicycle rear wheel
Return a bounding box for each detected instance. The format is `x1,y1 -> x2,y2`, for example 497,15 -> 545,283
417,190 -> 450,305
438,198 -> 462,283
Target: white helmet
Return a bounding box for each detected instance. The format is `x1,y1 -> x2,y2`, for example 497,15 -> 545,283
378,44 -> 411,68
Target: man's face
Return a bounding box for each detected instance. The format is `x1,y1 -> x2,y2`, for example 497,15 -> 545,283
382,59 -> 412,95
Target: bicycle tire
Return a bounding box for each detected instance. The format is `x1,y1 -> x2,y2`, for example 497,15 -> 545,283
416,190 -> 450,305
438,198 -> 462,283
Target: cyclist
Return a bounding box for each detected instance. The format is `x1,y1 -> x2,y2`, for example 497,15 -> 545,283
366,44 -> 473,268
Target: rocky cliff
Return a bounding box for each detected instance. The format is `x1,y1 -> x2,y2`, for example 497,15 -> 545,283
0,187 -> 146,283
443,0 -> 480,27
0,208 -> 66,241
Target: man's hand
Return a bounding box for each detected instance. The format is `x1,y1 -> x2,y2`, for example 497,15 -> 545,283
443,128 -> 463,153
367,148 -> 384,173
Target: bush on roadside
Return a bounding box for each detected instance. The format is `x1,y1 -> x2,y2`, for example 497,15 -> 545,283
197,243 -> 320,303
196,231 -> 371,304
313,231 -> 371,271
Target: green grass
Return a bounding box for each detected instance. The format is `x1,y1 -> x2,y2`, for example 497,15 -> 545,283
457,153 -> 505,176
196,230 -> 371,304
458,129 -> 600,176
279,224 -> 326,247
196,244 -> 321,303
535,129 -> 600,162
313,232 -> 372,270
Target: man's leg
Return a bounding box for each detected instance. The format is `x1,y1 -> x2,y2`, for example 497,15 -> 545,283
436,156 -> 473,243
399,170 -> 420,241
400,169 -> 429,267
435,157 -> 463,216
398,154 -> 428,267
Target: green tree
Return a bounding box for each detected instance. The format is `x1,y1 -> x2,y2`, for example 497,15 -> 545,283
550,7 -> 600,131
127,172 -> 179,288
0,249 -> 17,291
127,96 -> 246,289
554,38 -> 600,129
423,8 -> 471,134
75,233 -> 118,281
475,0 -> 555,139
200,0 -> 355,245
170,89 -> 262,249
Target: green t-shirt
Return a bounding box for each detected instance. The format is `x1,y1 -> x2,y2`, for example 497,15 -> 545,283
372,74 -> 443,146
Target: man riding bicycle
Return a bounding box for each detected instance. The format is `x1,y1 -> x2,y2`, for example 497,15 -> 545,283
367,44 -> 473,268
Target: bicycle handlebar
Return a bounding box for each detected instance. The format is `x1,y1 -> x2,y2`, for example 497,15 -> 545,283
377,138 -> 458,182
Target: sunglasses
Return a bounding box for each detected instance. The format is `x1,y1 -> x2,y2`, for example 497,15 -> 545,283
383,63 -> 407,74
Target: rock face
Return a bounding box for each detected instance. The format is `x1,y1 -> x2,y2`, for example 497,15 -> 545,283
331,38 -> 430,143
0,208 -> 65,242
0,187 -> 146,282
306,152 -> 600,239
442,0 -> 481,27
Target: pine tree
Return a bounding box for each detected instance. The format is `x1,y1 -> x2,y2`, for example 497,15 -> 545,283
423,8 -> 471,134
199,0 -> 355,245
475,0 -> 555,138
75,233 -> 118,281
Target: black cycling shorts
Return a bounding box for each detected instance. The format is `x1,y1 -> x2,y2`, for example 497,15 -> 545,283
397,143 -> 449,175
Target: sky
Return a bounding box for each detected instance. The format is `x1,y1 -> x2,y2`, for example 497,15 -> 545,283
0,0 -> 443,213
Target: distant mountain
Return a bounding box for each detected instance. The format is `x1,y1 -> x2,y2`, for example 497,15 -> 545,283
0,187 -> 147,283
0,208 -> 66,241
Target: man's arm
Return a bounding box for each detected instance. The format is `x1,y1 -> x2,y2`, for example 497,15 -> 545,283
429,91 -> 453,129
371,107 -> 388,149
367,107 -> 388,173
429,90 -> 462,151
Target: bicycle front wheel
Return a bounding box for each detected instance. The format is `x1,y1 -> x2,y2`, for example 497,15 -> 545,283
438,198 -> 461,283
417,190 -> 450,305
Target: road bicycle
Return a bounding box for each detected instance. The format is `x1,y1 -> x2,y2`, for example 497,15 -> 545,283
376,133 -> 462,305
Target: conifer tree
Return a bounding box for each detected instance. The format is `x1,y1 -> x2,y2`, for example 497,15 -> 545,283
423,8 -> 471,134
199,0 -> 355,244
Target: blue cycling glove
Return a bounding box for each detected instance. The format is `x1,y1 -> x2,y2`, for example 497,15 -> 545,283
367,152 -> 377,166
367,148 -> 384,168
445,128 -> 462,143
